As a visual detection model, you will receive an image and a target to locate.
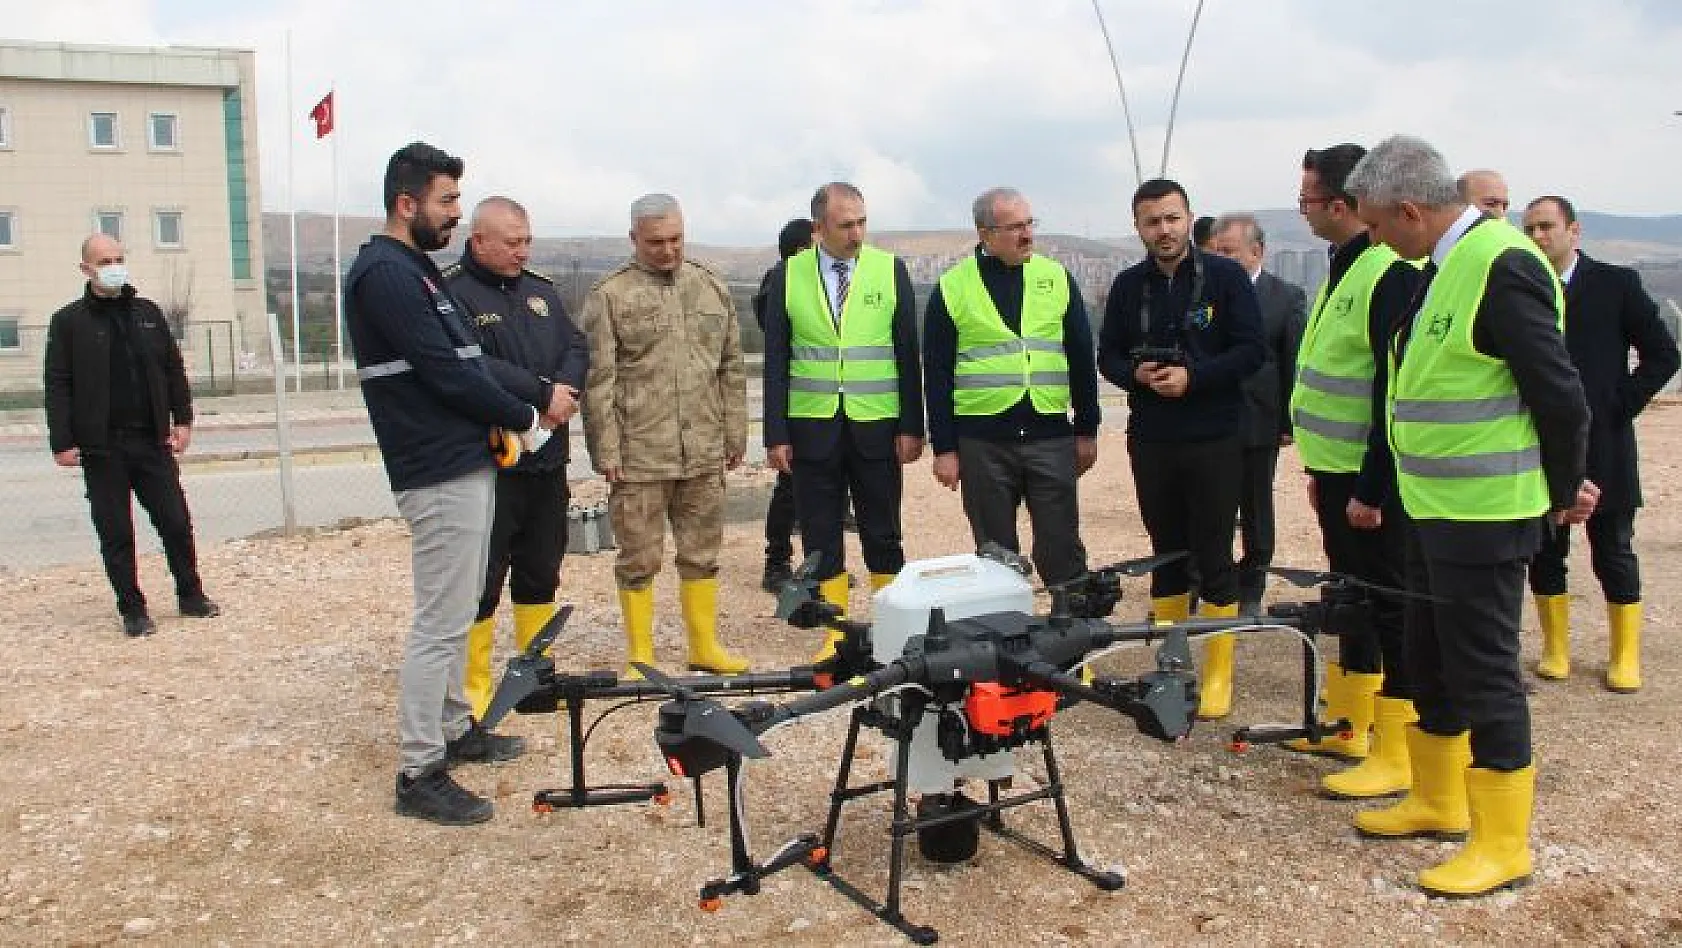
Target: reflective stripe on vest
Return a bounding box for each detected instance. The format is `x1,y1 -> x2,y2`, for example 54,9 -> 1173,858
1290,243 -> 1406,473
938,254 -> 1071,417
784,246 -> 900,421
1388,220 -> 1564,521
356,345 -> 483,382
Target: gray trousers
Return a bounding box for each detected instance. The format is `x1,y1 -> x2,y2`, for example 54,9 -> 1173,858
393,468 -> 496,776
956,435 -> 1088,586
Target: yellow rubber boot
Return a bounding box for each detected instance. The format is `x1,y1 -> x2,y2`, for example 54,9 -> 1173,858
511,602 -> 557,654
681,577 -> 749,675
812,573 -> 851,662
618,586 -> 656,680
463,616 -> 498,721
870,572 -> 896,593
1322,697 -> 1418,799
1533,593 -> 1571,680
1287,667 -> 1381,759
1353,727 -> 1470,840
1606,602 -> 1642,693
1151,593 -> 1192,625
1417,765 -> 1535,898
1195,601 -> 1240,720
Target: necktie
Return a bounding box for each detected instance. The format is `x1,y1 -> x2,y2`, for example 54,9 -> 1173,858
831,259 -> 851,325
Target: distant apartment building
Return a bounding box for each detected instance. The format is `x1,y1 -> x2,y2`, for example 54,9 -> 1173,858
0,40 -> 264,389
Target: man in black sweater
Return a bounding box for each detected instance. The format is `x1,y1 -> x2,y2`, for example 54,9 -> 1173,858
923,187 -> 1101,587
44,233 -> 220,637
346,143 -> 550,826
1521,194 -> 1679,692
1098,178 -> 1265,721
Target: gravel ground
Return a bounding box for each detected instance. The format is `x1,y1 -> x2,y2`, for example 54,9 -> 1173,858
2,405 -> 1680,947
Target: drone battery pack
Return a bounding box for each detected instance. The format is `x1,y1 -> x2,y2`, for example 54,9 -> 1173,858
965,684 -> 1058,738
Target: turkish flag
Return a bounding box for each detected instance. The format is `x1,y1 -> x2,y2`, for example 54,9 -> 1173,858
309,91 -> 334,139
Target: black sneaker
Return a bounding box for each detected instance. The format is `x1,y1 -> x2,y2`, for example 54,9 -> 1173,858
446,720 -> 526,765
394,765 -> 492,825
761,560 -> 793,594
178,595 -> 221,618
122,613 -> 156,637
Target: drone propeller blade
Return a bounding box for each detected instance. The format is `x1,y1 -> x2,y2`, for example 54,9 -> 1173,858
631,662 -> 696,701
1266,565 -> 1335,588
685,703 -> 771,759
791,551 -> 826,582
481,654 -> 546,731
1155,627 -> 1194,673
1108,549 -> 1190,577
525,603 -> 574,658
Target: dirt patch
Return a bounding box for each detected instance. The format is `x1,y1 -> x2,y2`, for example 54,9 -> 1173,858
3,406 -> 1680,946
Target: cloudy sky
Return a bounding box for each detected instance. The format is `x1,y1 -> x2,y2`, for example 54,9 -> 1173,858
6,0 -> 1680,242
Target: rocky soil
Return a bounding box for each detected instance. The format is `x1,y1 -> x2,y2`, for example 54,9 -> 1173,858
2,406 -> 1680,946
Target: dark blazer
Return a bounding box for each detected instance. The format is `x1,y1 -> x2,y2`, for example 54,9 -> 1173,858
43,285 -> 193,455
1561,253 -> 1680,508
1241,269 -> 1307,448
761,251 -> 925,462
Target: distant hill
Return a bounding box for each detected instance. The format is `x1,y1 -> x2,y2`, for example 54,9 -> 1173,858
263,207 -> 1682,277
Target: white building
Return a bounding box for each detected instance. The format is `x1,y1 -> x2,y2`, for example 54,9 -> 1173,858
0,40 -> 265,390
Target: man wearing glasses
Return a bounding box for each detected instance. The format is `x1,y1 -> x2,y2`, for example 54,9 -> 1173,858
922,188 -> 1102,589
1284,144 -> 1423,800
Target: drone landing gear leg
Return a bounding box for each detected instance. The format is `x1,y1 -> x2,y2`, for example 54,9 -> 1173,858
697,756 -> 821,911
532,683 -> 668,813
981,728 -> 1125,892
805,700 -> 940,945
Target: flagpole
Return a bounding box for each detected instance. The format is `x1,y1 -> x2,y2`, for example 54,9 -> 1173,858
330,82 -> 344,389
285,30 -> 302,394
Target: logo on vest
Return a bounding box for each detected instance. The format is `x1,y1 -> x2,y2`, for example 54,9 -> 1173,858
861,290 -> 885,308
1033,276 -> 1056,294
476,312 -> 502,327
1423,310 -> 1453,342
1331,296 -> 1355,317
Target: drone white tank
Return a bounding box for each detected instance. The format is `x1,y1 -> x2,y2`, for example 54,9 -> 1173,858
871,553 -> 1036,663
871,553 -> 1036,793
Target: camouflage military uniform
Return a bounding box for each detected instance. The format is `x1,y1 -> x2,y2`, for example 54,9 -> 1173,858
581,258 -> 748,589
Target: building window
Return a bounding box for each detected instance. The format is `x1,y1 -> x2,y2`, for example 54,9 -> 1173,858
148,112 -> 178,151
0,211 -> 13,249
0,107 -> 11,148
89,111 -> 119,149
94,211 -> 123,240
0,317 -> 20,353
154,210 -> 183,248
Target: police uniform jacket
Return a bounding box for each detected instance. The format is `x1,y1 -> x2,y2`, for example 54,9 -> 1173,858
345,235 -> 536,492
444,249 -> 590,474
579,258 -> 748,482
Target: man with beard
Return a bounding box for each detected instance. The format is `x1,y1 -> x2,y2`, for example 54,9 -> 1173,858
346,143 -> 551,825
1098,178 -> 1265,720
1521,194 -> 1678,691
923,187 -> 1101,590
